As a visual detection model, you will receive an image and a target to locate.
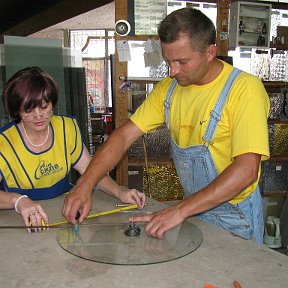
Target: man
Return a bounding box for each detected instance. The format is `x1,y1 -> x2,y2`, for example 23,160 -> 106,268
63,8 -> 270,244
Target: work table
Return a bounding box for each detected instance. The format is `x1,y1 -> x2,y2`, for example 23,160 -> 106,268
0,190 -> 287,288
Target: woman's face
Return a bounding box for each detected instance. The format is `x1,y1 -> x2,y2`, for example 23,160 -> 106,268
20,101 -> 53,132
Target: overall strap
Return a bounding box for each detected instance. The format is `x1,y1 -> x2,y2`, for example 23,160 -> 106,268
164,79 -> 177,130
202,68 -> 242,144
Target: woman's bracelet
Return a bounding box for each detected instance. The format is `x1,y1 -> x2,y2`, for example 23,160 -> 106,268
14,195 -> 28,214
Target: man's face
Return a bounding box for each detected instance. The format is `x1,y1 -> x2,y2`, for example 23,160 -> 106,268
161,33 -> 212,86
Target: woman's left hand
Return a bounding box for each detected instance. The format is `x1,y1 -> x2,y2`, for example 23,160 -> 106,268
117,186 -> 146,208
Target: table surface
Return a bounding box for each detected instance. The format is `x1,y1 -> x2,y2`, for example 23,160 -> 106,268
0,190 -> 287,288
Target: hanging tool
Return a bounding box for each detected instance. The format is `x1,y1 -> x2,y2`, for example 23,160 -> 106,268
142,135 -> 152,198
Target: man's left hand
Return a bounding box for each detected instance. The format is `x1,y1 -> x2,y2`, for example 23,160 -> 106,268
130,205 -> 185,239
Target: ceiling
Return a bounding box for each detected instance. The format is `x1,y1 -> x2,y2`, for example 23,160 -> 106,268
0,0 -> 63,34
1,0 -> 288,38
0,0 -> 113,39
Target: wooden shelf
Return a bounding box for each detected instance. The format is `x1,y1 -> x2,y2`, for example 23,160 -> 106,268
263,81 -> 288,88
270,43 -> 288,50
269,155 -> 288,161
128,159 -> 173,166
125,35 -> 159,41
119,77 -> 163,84
262,191 -> 288,197
268,119 -> 288,124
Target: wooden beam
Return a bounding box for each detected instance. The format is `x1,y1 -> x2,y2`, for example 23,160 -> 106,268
114,0 -> 129,186
216,0 -> 230,56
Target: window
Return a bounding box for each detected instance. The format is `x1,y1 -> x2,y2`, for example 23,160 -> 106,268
70,30 -> 115,111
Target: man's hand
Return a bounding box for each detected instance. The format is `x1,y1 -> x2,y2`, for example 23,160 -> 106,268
62,185 -> 93,224
129,205 -> 185,239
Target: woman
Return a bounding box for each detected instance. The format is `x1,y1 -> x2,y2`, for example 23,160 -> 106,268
0,66 -> 145,232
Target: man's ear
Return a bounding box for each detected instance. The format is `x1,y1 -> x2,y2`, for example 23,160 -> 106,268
206,44 -> 217,62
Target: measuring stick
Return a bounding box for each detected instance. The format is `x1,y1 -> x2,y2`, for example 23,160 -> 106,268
49,204 -> 139,227
0,222 -> 138,230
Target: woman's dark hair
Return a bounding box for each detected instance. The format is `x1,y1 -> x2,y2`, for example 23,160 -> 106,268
158,8 -> 216,52
2,66 -> 59,120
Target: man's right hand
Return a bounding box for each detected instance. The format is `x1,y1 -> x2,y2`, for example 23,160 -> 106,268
62,184 -> 93,224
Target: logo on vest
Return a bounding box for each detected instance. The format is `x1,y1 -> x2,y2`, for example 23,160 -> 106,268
34,160 -> 63,180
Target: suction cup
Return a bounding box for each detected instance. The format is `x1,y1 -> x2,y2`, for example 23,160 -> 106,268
124,223 -> 141,237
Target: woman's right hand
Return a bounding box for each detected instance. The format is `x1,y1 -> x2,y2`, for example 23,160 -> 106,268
15,195 -> 49,233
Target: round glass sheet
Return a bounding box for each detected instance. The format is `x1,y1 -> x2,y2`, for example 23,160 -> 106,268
57,211 -> 203,265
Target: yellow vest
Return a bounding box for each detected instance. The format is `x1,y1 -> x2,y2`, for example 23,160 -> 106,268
0,115 -> 83,200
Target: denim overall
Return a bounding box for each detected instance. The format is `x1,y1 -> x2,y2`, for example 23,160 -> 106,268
164,68 -> 264,244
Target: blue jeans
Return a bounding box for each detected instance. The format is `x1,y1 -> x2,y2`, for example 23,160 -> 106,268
196,187 -> 264,244
172,141 -> 264,244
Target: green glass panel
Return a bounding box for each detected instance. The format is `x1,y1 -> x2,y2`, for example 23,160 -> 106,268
3,36 -> 66,115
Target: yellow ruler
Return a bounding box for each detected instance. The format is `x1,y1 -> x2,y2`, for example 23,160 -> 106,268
49,204 -> 138,227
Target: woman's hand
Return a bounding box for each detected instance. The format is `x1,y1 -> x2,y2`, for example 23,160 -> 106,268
96,176 -> 146,209
117,186 -> 146,208
15,195 -> 49,233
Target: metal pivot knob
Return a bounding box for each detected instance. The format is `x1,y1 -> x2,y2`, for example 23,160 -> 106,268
124,223 -> 141,237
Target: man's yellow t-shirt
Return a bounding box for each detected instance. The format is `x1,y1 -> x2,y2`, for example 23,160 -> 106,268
130,61 -> 270,204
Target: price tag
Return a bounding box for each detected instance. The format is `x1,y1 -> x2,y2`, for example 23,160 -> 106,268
276,165 -> 282,171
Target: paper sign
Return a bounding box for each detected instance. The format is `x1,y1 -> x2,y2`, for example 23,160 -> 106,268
116,40 -> 131,62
